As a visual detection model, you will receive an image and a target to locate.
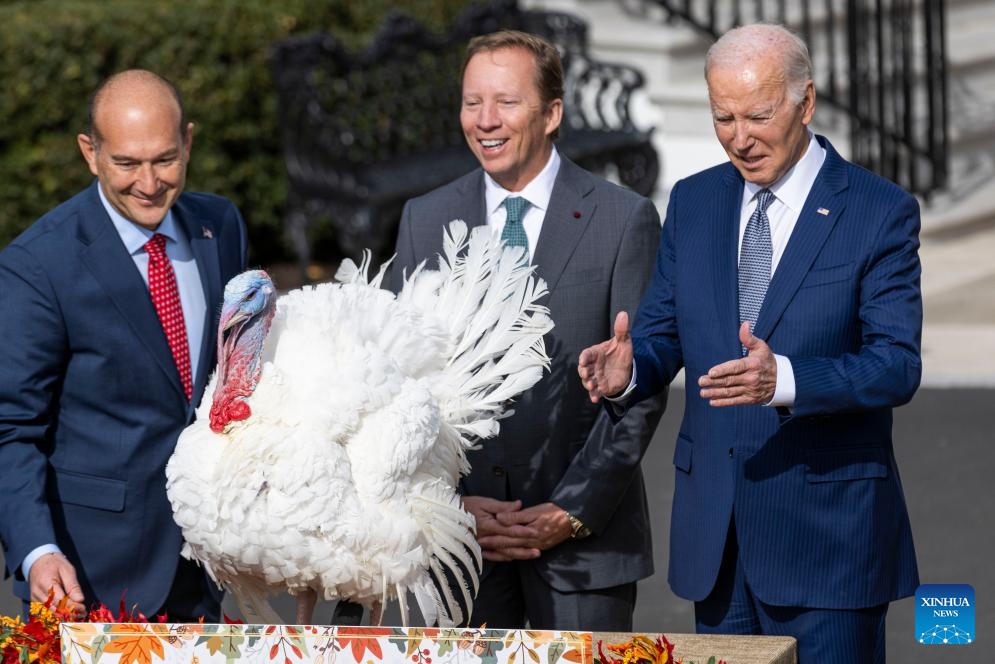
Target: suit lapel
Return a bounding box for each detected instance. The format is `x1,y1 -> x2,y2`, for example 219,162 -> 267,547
454,171 -> 488,231
714,165 -> 747,356
531,158 -> 596,293
76,183 -> 186,401
174,199 -> 223,408
754,138 -> 849,340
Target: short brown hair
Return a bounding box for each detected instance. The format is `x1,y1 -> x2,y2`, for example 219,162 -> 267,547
463,30 -> 564,109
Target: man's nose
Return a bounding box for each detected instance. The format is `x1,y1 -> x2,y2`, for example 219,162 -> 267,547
135,163 -> 158,194
477,101 -> 501,130
731,121 -> 755,152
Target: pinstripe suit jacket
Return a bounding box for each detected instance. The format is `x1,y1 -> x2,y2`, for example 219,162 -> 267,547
628,136 -> 921,608
391,157 -> 667,597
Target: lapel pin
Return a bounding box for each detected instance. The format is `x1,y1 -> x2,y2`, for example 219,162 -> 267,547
817,207 -> 830,216
573,211 -> 581,219
202,226 -> 214,239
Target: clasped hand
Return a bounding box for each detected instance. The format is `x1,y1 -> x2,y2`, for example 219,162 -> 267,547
462,497 -> 573,562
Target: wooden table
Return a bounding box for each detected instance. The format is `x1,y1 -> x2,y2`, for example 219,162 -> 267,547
596,632 -> 797,664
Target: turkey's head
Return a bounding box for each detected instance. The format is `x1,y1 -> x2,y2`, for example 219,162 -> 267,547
209,269 -> 276,433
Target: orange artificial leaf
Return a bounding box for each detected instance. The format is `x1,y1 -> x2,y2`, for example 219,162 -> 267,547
269,644 -> 280,659
336,627 -> 393,662
204,635 -> 225,655
561,649 -> 584,663
102,630 -> 166,664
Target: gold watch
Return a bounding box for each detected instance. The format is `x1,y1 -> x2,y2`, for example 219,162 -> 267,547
565,511 -> 592,539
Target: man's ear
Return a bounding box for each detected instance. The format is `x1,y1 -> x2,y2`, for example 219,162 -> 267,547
545,98 -> 563,138
77,134 -> 99,177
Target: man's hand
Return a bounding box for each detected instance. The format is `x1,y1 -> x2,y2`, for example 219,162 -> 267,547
578,312 -> 634,403
462,496 -> 538,562
28,552 -> 85,618
698,321 -> 777,406
476,502 -> 573,561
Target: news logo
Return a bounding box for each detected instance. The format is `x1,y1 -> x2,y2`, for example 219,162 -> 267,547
916,584 -> 974,645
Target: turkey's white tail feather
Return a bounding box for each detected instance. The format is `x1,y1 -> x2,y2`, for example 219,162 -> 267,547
335,251 -> 394,290
396,589 -> 411,627
410,578 -> 441,629
408,492 -> 481,627
398,221 -> 553,449
427,556 -> 464,627
228,577 -> 283,624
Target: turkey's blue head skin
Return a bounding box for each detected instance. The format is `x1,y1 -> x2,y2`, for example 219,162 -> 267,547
210,269 -> 276,433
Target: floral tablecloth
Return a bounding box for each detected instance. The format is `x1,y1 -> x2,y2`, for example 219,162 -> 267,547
59,624 -> 592,664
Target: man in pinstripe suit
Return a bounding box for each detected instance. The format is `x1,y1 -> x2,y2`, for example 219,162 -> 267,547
579,24 -> 920,662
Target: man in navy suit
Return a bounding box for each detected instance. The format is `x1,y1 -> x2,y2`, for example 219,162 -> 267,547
0,70 -> 247,620
579,24 -> 920,662
390,31 -> 666,629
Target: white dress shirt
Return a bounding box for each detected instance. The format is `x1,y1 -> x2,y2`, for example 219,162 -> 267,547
483,147 -> 562,260
742,131 -> 826,407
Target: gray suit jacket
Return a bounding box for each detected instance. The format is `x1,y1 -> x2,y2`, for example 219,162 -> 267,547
391,157 -> 667,592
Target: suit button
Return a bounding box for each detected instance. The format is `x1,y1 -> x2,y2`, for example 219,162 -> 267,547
728,447 -> 734,457
492,465 -> 505,476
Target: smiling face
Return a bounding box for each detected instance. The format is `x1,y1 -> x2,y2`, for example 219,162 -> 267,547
460,46 -> 563,192
78,79 -> 193,231
707,56 -> 815,187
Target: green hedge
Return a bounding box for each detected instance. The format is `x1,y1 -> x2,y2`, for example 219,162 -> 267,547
0,0 -> 471,266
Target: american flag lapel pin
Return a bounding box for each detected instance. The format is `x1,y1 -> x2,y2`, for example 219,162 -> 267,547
817,207 -> 830,216
202,226 -> 214,239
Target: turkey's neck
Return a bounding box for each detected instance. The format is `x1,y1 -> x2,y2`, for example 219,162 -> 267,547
209,307 -> 274,433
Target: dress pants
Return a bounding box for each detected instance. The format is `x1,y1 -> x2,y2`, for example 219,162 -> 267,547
471,559 -> 636,631
694,520 -> 888,663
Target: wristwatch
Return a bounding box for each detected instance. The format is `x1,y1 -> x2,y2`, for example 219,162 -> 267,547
565,511 -> 592,539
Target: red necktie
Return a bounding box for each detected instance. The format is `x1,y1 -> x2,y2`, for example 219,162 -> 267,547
145,233 -> 192,401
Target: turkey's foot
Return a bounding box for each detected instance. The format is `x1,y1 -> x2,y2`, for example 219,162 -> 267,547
295,588 -> 318,624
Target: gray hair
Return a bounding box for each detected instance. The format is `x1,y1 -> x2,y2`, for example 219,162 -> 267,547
705,23 -> 812,104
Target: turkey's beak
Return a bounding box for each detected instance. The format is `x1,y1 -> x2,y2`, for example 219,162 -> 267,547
216,303 -> 251,385
219,304 -> 249,333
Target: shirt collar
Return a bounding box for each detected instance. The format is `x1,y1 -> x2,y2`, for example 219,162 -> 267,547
484,147 -> 561,216
743,131 -> 826,212
98,184 -> 180,255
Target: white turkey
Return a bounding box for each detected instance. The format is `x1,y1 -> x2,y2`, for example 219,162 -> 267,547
165,221 -> 552,627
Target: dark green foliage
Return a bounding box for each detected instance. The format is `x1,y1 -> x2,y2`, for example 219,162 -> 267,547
0,0 -> 471,265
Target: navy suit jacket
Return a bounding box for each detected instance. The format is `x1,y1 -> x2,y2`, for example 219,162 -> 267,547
628,137 -> 921,609
0,181 -> 247,613
392,157 -> 667,597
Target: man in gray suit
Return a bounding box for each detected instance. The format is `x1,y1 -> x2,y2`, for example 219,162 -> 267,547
389,30 -> 666,630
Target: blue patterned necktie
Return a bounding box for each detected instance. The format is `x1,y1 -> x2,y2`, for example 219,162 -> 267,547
501,196 -> 531,262
738,188 -> 775,353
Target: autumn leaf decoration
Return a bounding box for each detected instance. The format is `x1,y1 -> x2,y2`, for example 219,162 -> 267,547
597,635 -> 675,664
101,625 -> 166,664
334,627 -> 395,663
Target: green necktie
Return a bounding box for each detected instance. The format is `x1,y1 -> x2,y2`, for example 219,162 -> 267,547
501,196 -> 531,263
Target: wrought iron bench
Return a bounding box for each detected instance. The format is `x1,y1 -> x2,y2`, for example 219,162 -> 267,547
270,0 -> 659,278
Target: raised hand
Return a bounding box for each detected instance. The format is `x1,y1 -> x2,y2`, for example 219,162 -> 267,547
698,321 -> 777,406
577,311 -> 634,403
